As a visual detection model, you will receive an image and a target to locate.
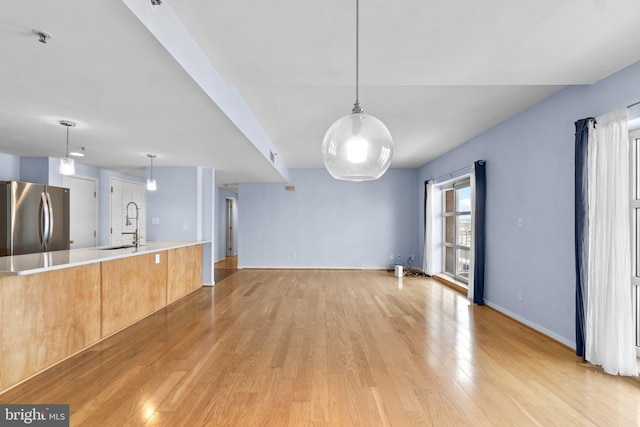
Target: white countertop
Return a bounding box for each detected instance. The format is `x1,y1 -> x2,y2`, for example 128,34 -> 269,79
0,240 -> 208,276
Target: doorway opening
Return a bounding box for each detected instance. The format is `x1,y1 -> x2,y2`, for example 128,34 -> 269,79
226,197 -> 235,257
215,196 -> 238,282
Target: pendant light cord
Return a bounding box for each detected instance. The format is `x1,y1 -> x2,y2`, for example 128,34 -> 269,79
59,120 -> 76,158
352,0 -> 363,114
355,0 -> 359,104
65,126 -> 70,158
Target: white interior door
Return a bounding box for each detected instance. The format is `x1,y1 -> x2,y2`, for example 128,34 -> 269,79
62,175 -> 98,249
110,178 -> 146,246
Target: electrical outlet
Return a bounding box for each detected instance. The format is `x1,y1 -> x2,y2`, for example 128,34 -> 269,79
517,291 -> 523,301
410,254 -> 416,261
183,223 -> 189,231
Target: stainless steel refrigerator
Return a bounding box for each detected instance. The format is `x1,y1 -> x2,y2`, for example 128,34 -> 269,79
0,181 -> 70,256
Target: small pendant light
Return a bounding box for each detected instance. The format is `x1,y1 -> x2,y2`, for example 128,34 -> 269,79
322,0 -> 393,181
59,120 -> 76,176
147,154 -> 157,191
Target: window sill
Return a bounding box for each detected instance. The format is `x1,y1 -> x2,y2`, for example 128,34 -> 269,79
433,273 -> 468,295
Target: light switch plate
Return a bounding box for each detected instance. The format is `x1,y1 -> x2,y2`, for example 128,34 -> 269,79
155,254 -> 160,264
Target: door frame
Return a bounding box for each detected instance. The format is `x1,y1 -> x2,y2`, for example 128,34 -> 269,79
62,174 -> 98,248
109,177 -> 146,246
225,197 -> 235,257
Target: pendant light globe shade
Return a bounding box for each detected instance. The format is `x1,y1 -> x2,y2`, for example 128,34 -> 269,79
322,112 -> 393,181
146,154 -> 157,191
59,157 -> 75,176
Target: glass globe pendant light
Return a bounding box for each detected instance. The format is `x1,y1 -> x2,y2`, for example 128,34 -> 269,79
146,154 -> 157,191
322,0 -> 393,181
59,120 -> 76,176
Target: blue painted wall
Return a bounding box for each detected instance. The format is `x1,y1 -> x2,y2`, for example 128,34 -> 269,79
199,168 -> 215,244
146,166 -> 199,241
0,153 -> 20,181
238,168 -> 419,269
418,60 -> 640,347
143,165 -> 214,284
201,168 -> 215,284
19,157 -> 50,184
18,157 -> 69,186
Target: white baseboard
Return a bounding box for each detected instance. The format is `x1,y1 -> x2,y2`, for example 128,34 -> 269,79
237,265 -> 387,270
485,300 -> 576,350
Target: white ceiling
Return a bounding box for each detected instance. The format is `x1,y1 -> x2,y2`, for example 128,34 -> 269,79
3,0 -> 640,187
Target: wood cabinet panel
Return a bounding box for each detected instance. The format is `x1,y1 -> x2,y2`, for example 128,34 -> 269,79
167,245 -> 202,304
101,252 -> 167,337
0,264 -> 101,390
0,243 -> 203,393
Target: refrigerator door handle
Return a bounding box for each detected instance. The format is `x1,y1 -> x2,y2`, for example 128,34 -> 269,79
46,191 -> 54,247
39,192 -> 49,250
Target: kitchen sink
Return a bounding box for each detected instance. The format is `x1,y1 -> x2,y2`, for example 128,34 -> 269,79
97,245 -> 137,250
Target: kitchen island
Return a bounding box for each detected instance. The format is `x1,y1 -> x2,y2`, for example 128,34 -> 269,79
0,241 -> 206,393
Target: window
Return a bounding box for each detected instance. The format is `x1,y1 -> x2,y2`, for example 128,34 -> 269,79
442,179 -> 471,283
631,132 -> 640,352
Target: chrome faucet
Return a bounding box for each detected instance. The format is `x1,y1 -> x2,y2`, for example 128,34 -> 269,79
121,201 -> 140,248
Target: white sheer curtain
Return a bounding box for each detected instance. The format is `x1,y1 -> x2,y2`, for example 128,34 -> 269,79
423,181 -> 434,276
586,108 -> 638,376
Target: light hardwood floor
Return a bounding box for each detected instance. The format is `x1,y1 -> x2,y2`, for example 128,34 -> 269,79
2,270 -> 639,426
214,256 -> 238,283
